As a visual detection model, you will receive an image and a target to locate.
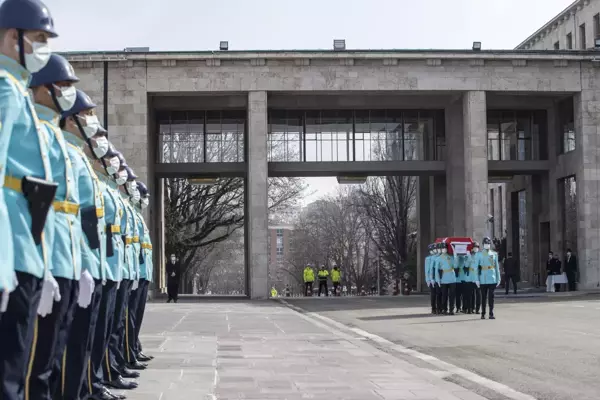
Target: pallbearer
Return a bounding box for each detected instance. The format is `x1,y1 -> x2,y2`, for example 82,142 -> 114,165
435,242 -> 456,315
425,244 -> 437,314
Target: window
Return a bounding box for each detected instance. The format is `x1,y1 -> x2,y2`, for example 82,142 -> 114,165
558,98 -> 575,153
560,176 -> 577,255
487,111 -> 539,160
580,23 -> 587,49
566,33 -> 573,49
276,228 -> 283,235
594,14 -> 600,40
554,41 -> 559,50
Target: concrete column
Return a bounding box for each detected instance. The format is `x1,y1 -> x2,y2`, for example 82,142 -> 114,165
574,86 -> 600,289
417,177 -> 433,291
431,176 -> 447,238
246,91 -> 269,299
527,176 -> 542,284
445,92 -> 489,240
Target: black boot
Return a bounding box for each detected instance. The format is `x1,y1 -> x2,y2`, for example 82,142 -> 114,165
489,312 -> 495,320
481,313 -> 485,320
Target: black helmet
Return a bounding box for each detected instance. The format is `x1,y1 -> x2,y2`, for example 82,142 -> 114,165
482,237 -> 492,245
472,241 -> 480,248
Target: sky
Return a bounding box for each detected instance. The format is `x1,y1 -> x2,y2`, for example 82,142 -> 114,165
47,0 -> 575,204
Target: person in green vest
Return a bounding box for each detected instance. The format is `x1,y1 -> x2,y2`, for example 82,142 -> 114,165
270,287 -> 278,298
331,265 -> 341,296
317,266 -> 329,297
303,265 -> 315,296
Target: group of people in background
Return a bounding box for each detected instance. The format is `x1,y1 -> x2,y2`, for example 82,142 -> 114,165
302,264 -> 342,296
0,1 -> 154,399
425,237 -> 501,319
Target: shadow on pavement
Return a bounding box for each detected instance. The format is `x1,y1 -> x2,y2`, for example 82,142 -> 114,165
359,313 -> 434,321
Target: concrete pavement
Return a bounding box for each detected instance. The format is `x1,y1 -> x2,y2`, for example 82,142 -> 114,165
121,300 -> 496,400
284,293 -> 600,400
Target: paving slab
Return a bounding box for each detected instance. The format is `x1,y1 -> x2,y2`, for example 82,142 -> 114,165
116,300 -> 489,400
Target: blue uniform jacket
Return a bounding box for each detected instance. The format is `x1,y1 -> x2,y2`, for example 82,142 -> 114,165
1,54 -> 55,281
65,132 -> 106,281
476,250 -> 501,285
101,178 -> 124,282
464,253 -> 479,283
136,208 -> 153,282
124,199 -> 140,281
453,254 -> 469,282
435,253 -> 456,284
37,105 -> 81,281
117,194 -> 133,280
429,254 -> 439,284
424,254 -> 432,283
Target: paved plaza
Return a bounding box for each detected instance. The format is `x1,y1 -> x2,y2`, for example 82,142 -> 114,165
124,299 -> 493,400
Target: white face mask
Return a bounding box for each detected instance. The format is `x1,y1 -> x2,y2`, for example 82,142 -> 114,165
105,156 -> 120,175
116,170 -> 128,185
77,114 -> 100,138
91,136 -> 109,158
170,256 -> 176,263
567,252 -> 571,257
441,248 -> 447,254
141,197 -> 149,209
54,85 -> 76,111
473,247 -> 479,253
483,244 -> 491,250
126,180 -> 137,193
130,190 -> 141,203
17,36 -> 51,73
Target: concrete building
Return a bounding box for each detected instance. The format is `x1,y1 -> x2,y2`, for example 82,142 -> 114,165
63,35 -> 600,297
517,0 -> 600,50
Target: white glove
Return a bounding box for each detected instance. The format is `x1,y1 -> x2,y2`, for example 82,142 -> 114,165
78,270 -> 94,309
1,291 -> 9,312
497,281 -> 501,288
38,274 -> 61,317
132,280 -> 139,291
171,272 -> 175,277
427,281 -> 432,287
1,273 -> 19,312
475,281 -> 481,288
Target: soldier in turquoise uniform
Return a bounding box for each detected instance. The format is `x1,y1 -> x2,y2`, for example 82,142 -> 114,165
103,161 -> 141,392
132,181 -> 154,362
465,241 -> 481,314
475,237 -> 501,320
435,243 -> 457,315
425,244 -> 437,315
0,1 -> 61,398
57,90 -> 112,399
28,53 -> 100,400
121,168 -> 148,371
453,251 -> 469,314
87,156 -> 138,400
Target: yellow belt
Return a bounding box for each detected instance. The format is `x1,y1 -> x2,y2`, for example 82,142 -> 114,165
125,237 -> 133,245
53,201 -> 80,215
132,236 -> 140,243
110,225 -> 120,233
482,266 -> 495,270
441,268 -> 453,272
141,243 -> 152,250
3,175 -> 22,193
96,207 -> 105,218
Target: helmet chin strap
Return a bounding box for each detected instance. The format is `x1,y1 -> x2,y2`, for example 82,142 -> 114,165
17,30 -> 26,68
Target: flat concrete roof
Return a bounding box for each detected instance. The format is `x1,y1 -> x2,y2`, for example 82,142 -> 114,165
60,49 -> 600,62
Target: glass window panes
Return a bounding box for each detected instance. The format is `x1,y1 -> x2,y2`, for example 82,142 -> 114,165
268,110 -> 436,162
157,110 -> 245,163
487,110 -> 542,161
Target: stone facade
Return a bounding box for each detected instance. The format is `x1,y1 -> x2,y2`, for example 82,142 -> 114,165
517,0 -> 600,50
64,50 -> 600,296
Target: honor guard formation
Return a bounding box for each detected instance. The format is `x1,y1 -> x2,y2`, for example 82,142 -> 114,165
0,1 -> 155,399
425,237 -> 501,320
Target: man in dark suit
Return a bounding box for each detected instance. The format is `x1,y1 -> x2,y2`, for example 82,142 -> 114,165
166,254 -> 181,303
552,253 -> 562,292
503,252 -> 519,295
565,248 -> 578,291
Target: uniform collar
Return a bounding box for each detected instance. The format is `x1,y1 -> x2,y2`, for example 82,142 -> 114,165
34,104 -> 60,125
63,129 -> 86,149
0,54 -> 30,87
